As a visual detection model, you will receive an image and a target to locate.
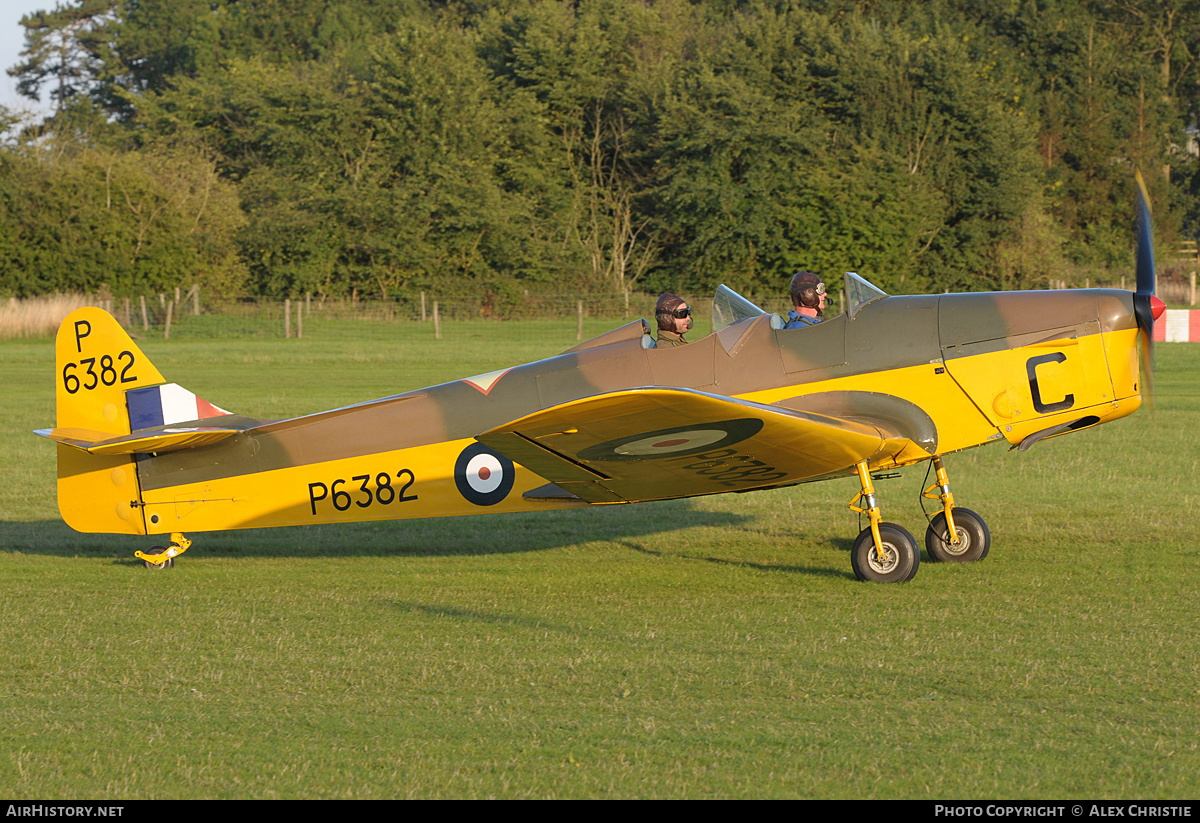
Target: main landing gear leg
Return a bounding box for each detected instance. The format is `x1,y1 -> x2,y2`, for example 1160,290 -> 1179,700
849,461 -> 919,583
922,456 -> 990,563
135,532 -> 192,569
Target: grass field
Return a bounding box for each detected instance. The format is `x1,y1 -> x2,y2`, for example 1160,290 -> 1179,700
1,322 -> 1198,799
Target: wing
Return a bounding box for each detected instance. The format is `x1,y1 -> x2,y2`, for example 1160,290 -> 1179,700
478,388 -> 933,503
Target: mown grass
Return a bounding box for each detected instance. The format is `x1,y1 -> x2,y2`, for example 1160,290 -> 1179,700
1,328 -> 1197,799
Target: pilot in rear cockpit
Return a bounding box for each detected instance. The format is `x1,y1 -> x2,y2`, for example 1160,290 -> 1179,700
783,271 -> 826,328
655,293 -> 693,347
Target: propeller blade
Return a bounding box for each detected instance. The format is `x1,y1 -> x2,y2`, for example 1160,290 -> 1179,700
1132,169 -> 1163,408
1139,324 -> 1156,411
1134,168 -> 1156,298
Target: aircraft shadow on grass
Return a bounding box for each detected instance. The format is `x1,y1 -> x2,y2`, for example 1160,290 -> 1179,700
0,498 -> 787,563
3,511 -> 867,588
614,536 -> 856,580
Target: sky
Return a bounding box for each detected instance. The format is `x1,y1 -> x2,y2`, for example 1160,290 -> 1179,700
2,0 -> 58,120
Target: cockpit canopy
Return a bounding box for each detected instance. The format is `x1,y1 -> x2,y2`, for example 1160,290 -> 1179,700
711,272 -> 888,333
710,285 -> 766,331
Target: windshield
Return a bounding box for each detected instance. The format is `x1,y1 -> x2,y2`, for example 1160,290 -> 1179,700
845,271 -> 887,318
711,284 -> 766,332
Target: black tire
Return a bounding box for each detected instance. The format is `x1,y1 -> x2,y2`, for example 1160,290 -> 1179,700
851,523 -> 919,583
142,547 -> 173,569
925,508 -> 990,563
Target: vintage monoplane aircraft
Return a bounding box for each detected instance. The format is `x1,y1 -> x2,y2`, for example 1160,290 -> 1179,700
36,175 -> 1164,582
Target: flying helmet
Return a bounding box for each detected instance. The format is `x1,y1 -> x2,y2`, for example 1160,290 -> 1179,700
789,271 -> 826,315
655,293 -> 690,331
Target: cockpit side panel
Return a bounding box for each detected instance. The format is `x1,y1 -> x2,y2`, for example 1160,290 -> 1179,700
775,313 -> 847,375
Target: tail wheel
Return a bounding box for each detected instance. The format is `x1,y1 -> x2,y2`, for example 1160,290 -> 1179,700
851,523 -> 919,583
925,508 -> 990,563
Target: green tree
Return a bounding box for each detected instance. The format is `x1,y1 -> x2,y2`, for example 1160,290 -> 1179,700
479,0 -> 676,293
4,0 -> 1196,302
0,134 -> 246,298
8,0 -> 117,113
368,21 -> 573,295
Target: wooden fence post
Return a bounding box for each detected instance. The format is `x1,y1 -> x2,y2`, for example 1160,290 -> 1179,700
140,295 -> 148,330
577,300 -> 583,341
164,301 -> 173,340
433,301 -> 441,339
296,299 -> 303,339
285,298 -> 291,338
421,291 -> 427,322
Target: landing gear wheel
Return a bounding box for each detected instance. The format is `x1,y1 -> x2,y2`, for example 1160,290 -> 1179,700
142,547 -> 174,569
851,523 -> 919,583
925,508 -> 990,563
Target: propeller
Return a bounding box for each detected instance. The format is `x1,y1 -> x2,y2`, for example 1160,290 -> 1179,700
1132,169 -> 1165,406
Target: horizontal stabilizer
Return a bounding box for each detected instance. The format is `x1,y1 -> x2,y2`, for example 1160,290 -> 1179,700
35,425 -> 241,455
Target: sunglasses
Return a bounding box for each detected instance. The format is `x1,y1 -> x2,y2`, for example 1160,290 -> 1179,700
667,307 -> 691,319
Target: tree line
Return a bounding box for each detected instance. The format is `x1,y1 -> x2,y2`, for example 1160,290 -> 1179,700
2,0 -> 1198,306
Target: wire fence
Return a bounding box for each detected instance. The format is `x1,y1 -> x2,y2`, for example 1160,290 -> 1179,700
5,290 -> 727,343
5,275 -> 1198,343
91,290 -> 750,344
102,278 -> 1200,344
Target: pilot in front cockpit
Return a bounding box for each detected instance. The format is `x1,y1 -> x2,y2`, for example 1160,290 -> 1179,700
783,271 -> 826,328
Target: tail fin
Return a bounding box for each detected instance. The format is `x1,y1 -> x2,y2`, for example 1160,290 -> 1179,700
40,309 -> 165,535
44,308 -> 166,534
